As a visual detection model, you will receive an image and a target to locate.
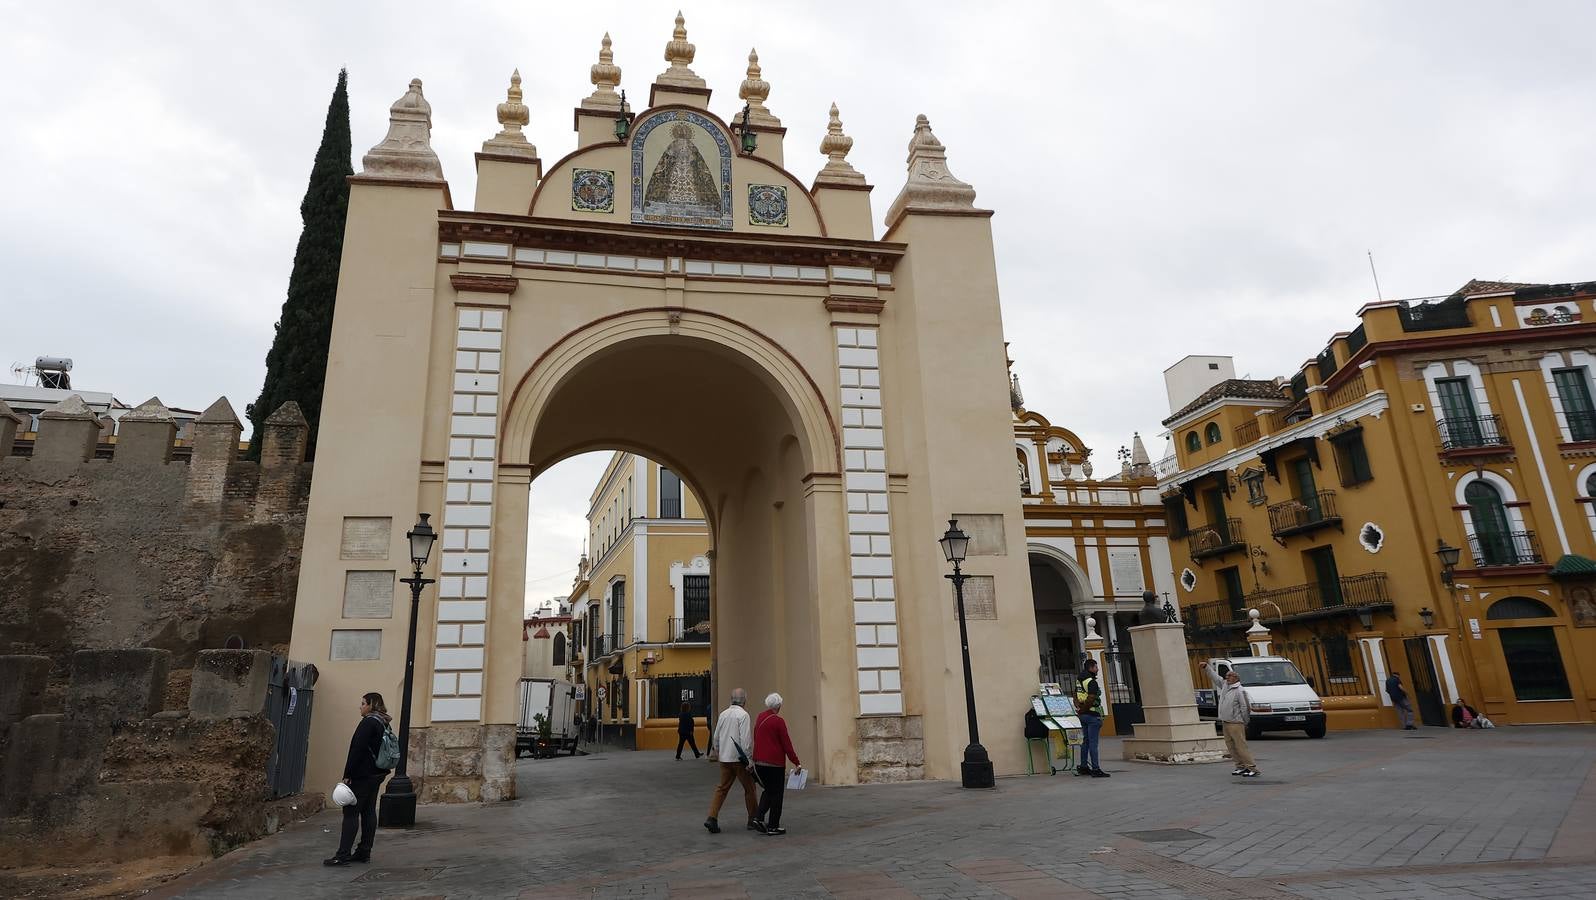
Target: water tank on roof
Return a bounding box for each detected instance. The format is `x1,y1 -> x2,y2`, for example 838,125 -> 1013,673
35,356 -> 72,390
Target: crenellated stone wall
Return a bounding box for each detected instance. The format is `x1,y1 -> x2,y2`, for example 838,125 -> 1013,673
0,395 -> 312,698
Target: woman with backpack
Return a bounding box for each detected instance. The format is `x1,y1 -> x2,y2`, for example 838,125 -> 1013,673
325,692 -> 394,866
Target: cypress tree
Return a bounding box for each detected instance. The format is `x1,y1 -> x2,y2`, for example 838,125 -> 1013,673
247,68 -> 352,459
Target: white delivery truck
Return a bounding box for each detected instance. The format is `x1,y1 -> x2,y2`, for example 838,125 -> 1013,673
1198,656 -> 1327,739
518,677 -> 578,757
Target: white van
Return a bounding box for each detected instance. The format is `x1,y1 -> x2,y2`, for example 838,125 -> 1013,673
1200,656 -> 1326,739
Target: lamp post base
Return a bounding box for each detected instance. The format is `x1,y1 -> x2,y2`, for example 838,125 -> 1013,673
378,776 -> 417,828
960,743 -> 995,789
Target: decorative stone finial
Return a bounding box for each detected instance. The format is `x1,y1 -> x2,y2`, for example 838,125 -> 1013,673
884,113 -> 981,226
196,396 -> 242,427
738,48 -> 780,128
1009,372 -> 1025,412
264,400 -> 308,427
583,33 -> 626,111
482,70 -> 538,158
1084,614 -> 1100,641
655,11 -> 706,89
815,102 -> 866,187
122,397 -> 174,423
41,394 -> 96,421
361,78 -> 445,181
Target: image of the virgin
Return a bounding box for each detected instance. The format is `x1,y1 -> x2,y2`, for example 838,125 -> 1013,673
643,121 -> 722,214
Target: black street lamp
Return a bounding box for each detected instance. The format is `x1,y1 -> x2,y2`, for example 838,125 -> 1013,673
379,512 -> 437,828
938,518 -> 995,789
1435,539 -> 1461,586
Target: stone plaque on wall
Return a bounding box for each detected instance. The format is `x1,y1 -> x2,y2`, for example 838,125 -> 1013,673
1108,547 -> 1145,595
956,513 -> 1007,556
343,571 -> 395,618
960,575 -> 998,620
330,629 -> 382,660
340,517 -> 392,560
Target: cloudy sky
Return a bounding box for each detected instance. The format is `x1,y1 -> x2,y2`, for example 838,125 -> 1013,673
5,2 -> 1593,610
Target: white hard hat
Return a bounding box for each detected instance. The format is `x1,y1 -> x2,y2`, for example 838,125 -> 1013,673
332,783 -> 356,807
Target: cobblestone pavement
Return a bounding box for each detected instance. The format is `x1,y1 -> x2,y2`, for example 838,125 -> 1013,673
151,726 -> 1596,899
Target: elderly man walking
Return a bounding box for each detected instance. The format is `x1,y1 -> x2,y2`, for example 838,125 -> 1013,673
1203,661 -> 1259,778
704,687 -> 759,834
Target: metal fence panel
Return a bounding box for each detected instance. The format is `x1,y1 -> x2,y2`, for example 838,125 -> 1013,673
265,656 -> 317,799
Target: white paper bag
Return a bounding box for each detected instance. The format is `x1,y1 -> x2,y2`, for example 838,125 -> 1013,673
786,768 -> 807,790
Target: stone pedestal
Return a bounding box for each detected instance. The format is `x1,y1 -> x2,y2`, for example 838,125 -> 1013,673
1121,623 -> 1226,764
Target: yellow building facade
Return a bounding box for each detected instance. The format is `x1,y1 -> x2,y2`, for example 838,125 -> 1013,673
1164,279 -> 1596,730
566,453 -> 712,751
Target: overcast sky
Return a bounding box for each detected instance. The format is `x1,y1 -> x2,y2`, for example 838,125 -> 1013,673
5,2 -> 1593,611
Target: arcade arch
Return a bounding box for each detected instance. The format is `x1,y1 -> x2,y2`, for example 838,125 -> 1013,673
500,316 -> 834,778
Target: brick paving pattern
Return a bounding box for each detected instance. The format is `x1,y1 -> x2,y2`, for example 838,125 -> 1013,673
150,726 -> 1596,899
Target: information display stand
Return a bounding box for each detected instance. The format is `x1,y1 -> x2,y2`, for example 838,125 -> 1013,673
1027,684 -> 1082,775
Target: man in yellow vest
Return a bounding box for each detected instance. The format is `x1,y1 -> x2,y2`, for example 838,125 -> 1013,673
1075,659 -> 1109,778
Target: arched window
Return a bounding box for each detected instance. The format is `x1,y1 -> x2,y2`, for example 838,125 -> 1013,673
552,632 -> 567,667
1585,470 -> 1596,498
1486,597 -> 1556,620
1465,480 -> 1514,566
1185,431 -> 1201,452
1204,422 -> 1222,445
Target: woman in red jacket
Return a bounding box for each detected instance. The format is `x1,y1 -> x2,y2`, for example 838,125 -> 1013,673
751,692 -> 802,835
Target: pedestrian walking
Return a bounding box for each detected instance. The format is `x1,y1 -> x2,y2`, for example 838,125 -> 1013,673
703,687 -> 759,834
1387,673 -> 1417,730
1203,661 -> 1259,777
1074,659 -> 1109,778
676,701 -> 702,759
751,693 -> 802,836
324,692 -> 393,866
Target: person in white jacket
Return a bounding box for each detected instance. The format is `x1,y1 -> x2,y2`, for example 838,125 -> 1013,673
704,687 -> 759,834
1203,661 -> 1260,777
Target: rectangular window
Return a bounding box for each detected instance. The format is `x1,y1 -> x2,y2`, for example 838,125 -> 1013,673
1498,626 -> 1572,701
609,582 -> 626,645
1305,546 -> 1342,608
1554,367 -> 1596,442
1162,495 -> 1189,538
1324,634 -> 1355,678
660,468 -> 682,518
1330,429 -> 1374,487
1436,376 -> 1482,446
1218,566 -> 1246,617
682,574 -> 711,641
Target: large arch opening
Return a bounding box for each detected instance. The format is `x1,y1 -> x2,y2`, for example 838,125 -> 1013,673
496,319 -> 837,788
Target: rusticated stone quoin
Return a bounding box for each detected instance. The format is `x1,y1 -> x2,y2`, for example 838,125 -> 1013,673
855,714 -> 926,783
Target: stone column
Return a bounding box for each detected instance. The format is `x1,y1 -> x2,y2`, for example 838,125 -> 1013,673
1246,609 -> 1273,656
1120,623 -> 1227,763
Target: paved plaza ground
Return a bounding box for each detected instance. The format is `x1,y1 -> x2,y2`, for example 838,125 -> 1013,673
141,725 -> 1596,899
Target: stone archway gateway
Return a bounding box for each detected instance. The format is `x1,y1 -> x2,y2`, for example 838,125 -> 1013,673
288,15 -> 1040,801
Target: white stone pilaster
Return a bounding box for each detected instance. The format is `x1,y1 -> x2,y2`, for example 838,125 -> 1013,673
1427,633 -> 1459,703
1359,636 -> 1391,706
836,326 -> 903,716
432,307 -> 505,722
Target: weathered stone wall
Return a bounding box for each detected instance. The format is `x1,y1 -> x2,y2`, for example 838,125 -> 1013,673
0,649 -> 322,864
856,715 -> 926,783
0,396 -> 311,688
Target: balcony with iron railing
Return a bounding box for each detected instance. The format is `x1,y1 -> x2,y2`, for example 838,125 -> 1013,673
1182,572 -> 1392,630
1267,490 -> 1341,540
1398,296 -> 1471,332
1188,518 -> 1245,561
669,616 -> 711,643
1324,371 -> 1368,410
1437,415 -> 1509,452
1467,531 -> 1543,569
597,633 -> 622,657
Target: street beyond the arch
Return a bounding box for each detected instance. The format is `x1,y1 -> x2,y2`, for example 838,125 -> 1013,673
137,728 -> 1595,899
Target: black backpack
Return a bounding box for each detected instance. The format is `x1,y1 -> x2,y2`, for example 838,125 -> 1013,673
1023,708 -> 1048,739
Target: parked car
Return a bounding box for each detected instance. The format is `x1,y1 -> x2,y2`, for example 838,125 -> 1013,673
1195,656 -> 1326,739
